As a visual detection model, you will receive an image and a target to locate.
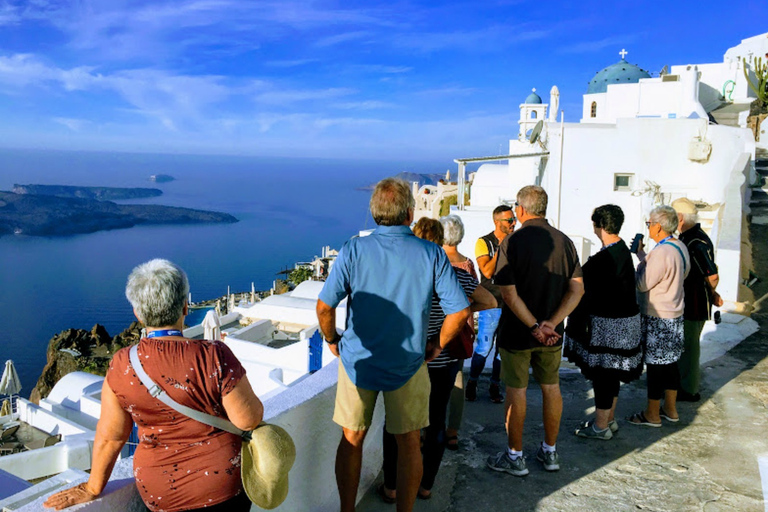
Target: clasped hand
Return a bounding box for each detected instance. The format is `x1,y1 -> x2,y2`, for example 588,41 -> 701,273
532,321 -> 560,346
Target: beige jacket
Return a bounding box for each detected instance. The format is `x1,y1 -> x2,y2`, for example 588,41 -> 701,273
636,238 -> 691,319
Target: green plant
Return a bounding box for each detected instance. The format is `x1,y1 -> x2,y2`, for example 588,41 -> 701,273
439,195 -> 457,217
288,266 -> 314,285
743,56 -> 768,104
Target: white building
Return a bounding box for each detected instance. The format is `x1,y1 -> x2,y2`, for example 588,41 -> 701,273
453,33 -> 768,311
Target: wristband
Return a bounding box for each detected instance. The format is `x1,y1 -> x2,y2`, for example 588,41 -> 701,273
530,322 -> 540,333
324,333 -> 341,345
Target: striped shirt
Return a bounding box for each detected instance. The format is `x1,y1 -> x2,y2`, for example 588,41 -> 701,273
428,268 -> 478,368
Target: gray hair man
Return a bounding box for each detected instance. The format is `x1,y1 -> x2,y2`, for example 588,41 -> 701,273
486,185 -> 584,476
671,198 -> 721,402
316,178 -> 470,512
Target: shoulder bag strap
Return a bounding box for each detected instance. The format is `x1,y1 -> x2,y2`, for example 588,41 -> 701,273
665,242 -> 687,274
129,345 -> 247,439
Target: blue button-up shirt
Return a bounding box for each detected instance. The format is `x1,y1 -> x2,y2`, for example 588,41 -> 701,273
319,225 -> 469,391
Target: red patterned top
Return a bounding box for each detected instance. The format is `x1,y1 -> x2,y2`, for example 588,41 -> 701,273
106,338 -> 246,512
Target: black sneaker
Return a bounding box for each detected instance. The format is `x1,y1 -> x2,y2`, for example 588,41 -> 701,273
677,390 -> 701,402
489,383 -> 504,404
465,380 -> 477,401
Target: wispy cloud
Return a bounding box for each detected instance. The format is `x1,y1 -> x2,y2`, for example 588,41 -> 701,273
414,86 -> 477,97
253,86 -> 356,105
394,25 -> 550,53
559,34 -> 641,55
264,59 -> 318,68
332,100 -> 394,110
315,31 -> 370,48
53,117 -> 89,132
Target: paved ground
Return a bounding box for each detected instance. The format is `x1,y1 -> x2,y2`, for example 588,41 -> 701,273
358,221 -> 768,512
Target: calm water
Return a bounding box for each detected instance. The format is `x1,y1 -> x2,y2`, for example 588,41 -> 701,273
0,148 -> 439,393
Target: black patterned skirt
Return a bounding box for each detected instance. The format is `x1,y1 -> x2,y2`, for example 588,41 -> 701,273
641,314 -> 684,365
564,313 -> 643,383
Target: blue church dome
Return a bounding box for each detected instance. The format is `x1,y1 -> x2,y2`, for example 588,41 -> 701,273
524,88 -> 542,104
586,59 -> 650,94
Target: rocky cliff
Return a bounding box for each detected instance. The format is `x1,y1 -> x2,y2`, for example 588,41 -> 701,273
0,191 -> 238,237
29,322 -> 143,403
13,184 -> 163,201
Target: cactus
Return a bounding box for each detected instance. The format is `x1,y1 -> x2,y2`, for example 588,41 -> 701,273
743,56 -> 768,104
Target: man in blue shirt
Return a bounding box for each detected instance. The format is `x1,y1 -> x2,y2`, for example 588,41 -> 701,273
317,178 -> 470,512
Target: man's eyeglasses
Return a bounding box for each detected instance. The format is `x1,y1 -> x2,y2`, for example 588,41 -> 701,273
501,217 -> 516,223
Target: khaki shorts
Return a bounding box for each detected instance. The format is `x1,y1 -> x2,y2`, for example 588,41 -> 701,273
500,345 -> 562,388
333,360 -> 430,435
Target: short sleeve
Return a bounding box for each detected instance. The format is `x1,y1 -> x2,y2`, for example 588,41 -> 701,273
318,242 -> 352,307
215,341 -> 246,397
456,268 -> 479,297
433,250 -> 470,315
475,238 -> 490,259
493,236 -> 515,286
568,240 -> 583,279
105,347 -> 130,397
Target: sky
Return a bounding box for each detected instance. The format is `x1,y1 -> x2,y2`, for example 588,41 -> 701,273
0,0 -> 766,161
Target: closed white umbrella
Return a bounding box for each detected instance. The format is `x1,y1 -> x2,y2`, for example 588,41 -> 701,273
202,310 -> 222,341
0,360 -> 21,397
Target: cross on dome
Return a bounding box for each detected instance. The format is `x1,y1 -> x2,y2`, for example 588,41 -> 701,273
619,49 -> 628,59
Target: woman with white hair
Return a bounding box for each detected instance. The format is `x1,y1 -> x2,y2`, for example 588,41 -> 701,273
630,206 -> 690,427
45,259 -> 263,512
440,214 -> 480,450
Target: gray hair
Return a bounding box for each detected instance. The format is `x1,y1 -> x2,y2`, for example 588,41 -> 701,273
517,185 -> 548,217
126,259 -> 189,328
650,205 -> 679,234
440,215 -> 465,246
370,178 -> 414,226
681,212 -> 698,225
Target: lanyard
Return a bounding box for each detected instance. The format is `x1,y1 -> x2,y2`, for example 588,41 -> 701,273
146,329 -> 183,338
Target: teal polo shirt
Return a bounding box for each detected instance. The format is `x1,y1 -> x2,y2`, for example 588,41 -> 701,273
319,225 -> 469,391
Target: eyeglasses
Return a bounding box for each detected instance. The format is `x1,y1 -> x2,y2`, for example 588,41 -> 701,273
645,221 -> 658,228
514,201 -> 520,208
501,217 -> 516,223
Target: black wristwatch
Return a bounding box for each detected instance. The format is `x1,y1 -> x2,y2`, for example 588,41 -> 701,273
324,332 -> 342,345
530,322 -> 540,333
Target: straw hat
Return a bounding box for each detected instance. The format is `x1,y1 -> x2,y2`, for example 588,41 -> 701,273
241,423 -> 296,509
671,197 -> 698,215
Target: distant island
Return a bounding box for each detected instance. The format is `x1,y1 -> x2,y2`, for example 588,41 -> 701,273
357,171 -> 447,191
13,184 -> 163,201
0,191 -> 238,237
150,174 -> 175,183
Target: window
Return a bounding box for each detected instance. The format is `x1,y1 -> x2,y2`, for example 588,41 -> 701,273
613,173 -> 633,191
531,110 -> 537,119
590,102 -> 597,118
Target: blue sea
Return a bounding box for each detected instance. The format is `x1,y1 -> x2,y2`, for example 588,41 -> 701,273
0,148 -> 441,393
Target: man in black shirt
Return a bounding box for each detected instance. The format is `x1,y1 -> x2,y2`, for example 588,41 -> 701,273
672,198 -> 721,402
486,185 -> 583,476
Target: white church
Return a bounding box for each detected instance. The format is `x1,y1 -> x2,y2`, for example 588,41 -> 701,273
452,32 -> 767,313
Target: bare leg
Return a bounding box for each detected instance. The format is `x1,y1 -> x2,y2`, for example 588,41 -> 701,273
505,387 -> 527,451
662,389 -> 678,419
594,408 -> 611,430
336,428 -> 367,512
645,399 -> 661,423
608,396 -> 618,423
540,384 -> 562,446
394,430 -> 422,512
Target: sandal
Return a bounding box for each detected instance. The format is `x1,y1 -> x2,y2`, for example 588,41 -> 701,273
660,409 -> 680,422
376,483 -> 396,504
446,435 -> 459,451
417,489 -> 432,500
627,411 -> 661,428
